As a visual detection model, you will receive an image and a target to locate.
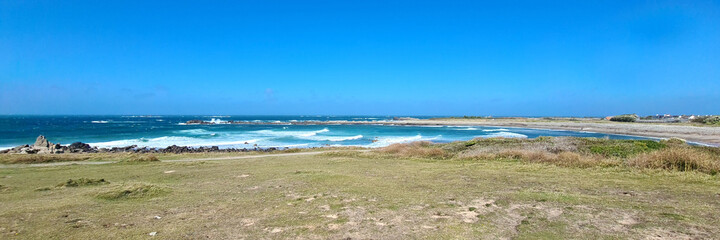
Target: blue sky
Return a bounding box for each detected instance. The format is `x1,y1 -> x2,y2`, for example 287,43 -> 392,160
1,0 -> 718,116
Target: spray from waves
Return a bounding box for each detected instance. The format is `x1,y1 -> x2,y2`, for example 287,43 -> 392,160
481,132 -> 528,138
251,128 -> 329,138
88,136 -> 259,149
176,129 -> 215,135
209,118 -> 228,124
366,134 -> 442,148
482,128 -> 510,132
91,120 -> 109,124
452,127 -> 478,130
301,135 -> 364,142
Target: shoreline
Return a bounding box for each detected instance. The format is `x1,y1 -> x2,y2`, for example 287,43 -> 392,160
2,119 -> 718,153
395,119 -> 720,147
182,119 -> 720,147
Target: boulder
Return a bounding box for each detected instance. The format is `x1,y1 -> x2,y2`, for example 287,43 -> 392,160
34,135 -> 51,149
68,142 -> 94,153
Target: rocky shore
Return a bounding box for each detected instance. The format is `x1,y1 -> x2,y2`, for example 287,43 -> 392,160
0,136 -> 285,154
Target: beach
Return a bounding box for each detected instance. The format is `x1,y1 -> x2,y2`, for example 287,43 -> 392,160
394,118 -> 720,146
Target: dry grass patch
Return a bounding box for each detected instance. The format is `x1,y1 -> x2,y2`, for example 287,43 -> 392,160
96,182 -> 168,200
0,154 -> 92,164
628,147 -> 720,174
123,154 -> 159,162
377,141 -> 450,158
463,150 -> 620,168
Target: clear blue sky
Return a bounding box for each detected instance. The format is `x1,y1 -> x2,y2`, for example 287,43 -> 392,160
1,1 -> 718,116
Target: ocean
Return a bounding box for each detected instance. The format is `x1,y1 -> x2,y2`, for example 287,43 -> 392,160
0,115 -> 651,150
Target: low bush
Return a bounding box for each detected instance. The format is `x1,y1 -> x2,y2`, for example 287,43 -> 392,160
703,116 -> 720,125
691,116 -> 720,125
609,115 -> 638,122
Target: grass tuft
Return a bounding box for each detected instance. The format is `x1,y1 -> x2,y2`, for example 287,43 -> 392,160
123,154 -> 160,162
57,178 -> 109,187
96,183 -> 168,200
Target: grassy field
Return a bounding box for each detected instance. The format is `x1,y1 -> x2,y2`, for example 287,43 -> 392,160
1,138 -> 720,239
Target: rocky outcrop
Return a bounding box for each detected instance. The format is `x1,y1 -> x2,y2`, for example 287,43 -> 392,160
0,135 -> 283,155
34,136 -> 51,149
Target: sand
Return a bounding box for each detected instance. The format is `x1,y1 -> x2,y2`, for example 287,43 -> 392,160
395,119 -> 720,146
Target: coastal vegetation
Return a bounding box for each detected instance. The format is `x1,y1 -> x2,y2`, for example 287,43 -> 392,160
692,115 -> 720,125
1,138 -> 719,239
362,137 -> 720,174
609,114 -> 638,122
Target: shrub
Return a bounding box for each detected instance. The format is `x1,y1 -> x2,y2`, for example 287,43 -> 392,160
628,147 -> 720,174
691,116 -> 720,125
703,116 -> 720,125
609,114 -> 638,122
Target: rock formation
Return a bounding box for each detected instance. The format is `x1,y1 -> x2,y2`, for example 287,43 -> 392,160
0,135 -> 283,155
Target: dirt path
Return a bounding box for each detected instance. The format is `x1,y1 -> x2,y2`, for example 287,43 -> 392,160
0,151 -> 336,169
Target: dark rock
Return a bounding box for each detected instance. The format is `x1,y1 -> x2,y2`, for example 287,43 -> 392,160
68,142 -> 94,153
185,120 -> 204,124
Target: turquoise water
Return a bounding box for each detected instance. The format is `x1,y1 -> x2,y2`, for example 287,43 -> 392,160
0,115 -> 651,149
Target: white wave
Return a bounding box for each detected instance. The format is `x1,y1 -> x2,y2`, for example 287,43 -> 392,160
249,128 -> 330,139
453,127 -> 478,130
91,120 -> 109,123
367,134 -> 441,148
302,135 -> 363,142
88,136 -> 259,149
482,132 -> 528,138
176,129 -> 212,135
482,128 -> 510,132
208,118 -> 228,124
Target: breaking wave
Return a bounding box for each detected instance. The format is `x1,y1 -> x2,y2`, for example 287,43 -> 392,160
481,132 -> 528,138
482,128 -> 510,132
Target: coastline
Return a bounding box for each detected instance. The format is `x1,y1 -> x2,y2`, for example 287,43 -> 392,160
395,119 -> 720,147
183,118 -> 720,147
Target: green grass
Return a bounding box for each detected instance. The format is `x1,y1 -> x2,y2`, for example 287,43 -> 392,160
1,150 -> 719,239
